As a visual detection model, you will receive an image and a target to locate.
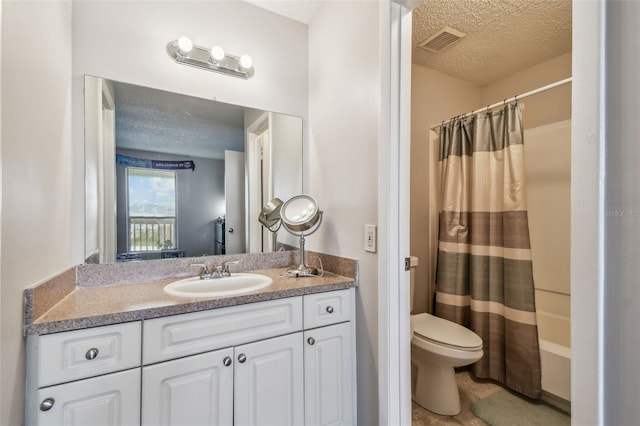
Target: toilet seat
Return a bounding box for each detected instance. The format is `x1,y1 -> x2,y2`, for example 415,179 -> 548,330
411,313 -> 483,351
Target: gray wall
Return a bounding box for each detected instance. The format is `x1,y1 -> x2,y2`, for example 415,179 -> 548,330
603,0 -> 640,423
116,148 -> 225,258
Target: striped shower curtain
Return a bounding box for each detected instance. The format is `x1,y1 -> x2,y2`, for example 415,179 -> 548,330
434,104 -> 542,399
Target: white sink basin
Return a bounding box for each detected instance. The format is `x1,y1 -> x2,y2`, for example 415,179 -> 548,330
164,273 -> 273,298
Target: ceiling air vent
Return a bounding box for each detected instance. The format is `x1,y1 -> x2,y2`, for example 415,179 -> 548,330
418,27 -> 466,53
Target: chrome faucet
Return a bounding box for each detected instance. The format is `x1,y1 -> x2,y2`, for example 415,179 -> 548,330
191,260 -> 239,279
210,265 -> 224,279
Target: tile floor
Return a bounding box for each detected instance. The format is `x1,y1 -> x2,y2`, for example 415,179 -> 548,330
412,369 -> 504,425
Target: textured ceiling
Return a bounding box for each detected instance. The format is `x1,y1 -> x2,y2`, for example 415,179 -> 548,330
412,0 -> 572,85
246,0 -> 571,86
114,81 -> 245,160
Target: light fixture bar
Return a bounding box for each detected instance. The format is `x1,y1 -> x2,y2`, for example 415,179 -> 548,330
166,39 -> 255,79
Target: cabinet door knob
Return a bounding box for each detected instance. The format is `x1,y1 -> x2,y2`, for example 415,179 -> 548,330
85,348 -> 99,360
237,353 -> 247,363
228,227 -> 234,233
326,306 -> 334,314
307,337 -> 316,346
40,398 -> 55,412
223,356 -> 232,367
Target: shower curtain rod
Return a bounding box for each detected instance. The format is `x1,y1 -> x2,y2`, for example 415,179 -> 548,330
429,77 -> 572,130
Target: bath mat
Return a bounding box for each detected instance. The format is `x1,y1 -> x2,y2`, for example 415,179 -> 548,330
471,390 -> 570,426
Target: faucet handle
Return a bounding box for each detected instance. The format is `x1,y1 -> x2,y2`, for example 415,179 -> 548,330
189,263 -> 210,278
222,260 -> 240,276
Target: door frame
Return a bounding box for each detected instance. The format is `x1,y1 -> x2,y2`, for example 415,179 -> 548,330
379,1 -> 414,425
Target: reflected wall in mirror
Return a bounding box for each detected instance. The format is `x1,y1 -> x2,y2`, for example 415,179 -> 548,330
84,75 -> 302,264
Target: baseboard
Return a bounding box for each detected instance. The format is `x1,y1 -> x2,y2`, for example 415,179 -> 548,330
541,390 -> 571,414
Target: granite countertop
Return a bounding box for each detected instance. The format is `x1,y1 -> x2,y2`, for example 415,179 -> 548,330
25,260 -> 356,336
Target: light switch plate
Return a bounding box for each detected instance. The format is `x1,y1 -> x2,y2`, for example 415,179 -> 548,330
364,224 -> 377,253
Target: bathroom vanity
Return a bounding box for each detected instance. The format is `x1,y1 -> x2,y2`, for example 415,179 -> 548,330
23,253 -> 357,426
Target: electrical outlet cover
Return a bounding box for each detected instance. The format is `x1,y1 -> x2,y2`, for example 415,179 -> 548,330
364,224 -> 377,253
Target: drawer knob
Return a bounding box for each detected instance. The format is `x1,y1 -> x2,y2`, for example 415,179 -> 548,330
85,348 -> 99,360
223,356 -> 232,367
40,398 -> 55,412
238,353 -> 247,363
307,337 -> 316,346
326,306 -> 334,314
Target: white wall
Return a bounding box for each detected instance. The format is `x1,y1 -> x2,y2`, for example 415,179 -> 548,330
308,2 -> 383,424
481,53 -> 572,129
72,0 -> 309,263
1,2 -> 73,424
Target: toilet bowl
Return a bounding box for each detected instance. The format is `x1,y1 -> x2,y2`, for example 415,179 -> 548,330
408,256 -> 484,416
411,313 -> 483,415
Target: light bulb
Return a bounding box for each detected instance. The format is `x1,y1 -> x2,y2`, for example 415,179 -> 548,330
210,46 -> 225,62
177,36 -> 193,55
238,54 -> 253,71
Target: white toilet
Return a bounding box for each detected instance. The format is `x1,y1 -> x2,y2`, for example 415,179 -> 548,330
409,256 -> 484,416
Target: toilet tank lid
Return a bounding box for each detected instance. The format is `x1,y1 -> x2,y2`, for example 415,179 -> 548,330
412,313 -> 483,350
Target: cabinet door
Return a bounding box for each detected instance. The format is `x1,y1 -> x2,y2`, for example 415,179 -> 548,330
142,348 -> 234,426
234,332 -> 304,426
35,368 -> 140,426
304,322 -> 353,426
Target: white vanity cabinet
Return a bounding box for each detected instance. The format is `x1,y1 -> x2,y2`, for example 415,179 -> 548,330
141,297 -> 304,426
25,322 -> 142,426
26,288 -> 355,426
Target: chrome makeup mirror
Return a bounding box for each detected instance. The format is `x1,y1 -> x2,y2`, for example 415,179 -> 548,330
280,194 -> 323,277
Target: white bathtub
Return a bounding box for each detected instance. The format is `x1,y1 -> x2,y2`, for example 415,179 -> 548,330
539,339 -> 571,403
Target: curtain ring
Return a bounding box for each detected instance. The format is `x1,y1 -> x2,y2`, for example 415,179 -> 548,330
514,94 -> 518,105
503,99 -> 507,107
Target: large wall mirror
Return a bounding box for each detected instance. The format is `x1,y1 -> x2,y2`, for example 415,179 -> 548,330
84,75 -> 302,264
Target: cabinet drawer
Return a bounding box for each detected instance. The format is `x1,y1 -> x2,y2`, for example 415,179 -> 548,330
303,289 -> 352,329
143,296 -> 303,364
37,322 -> 141,387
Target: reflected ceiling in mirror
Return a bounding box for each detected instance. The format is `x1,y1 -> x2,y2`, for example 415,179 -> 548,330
114,81 -> 245,160
84,76 -> 302,264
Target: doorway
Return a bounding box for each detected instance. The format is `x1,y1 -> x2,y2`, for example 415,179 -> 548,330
406,0 -> 572,422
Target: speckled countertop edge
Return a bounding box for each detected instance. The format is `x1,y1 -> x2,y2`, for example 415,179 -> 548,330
24,252 -> 357,336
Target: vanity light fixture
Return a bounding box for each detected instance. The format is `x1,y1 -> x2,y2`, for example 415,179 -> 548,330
166,36 -> 255,79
